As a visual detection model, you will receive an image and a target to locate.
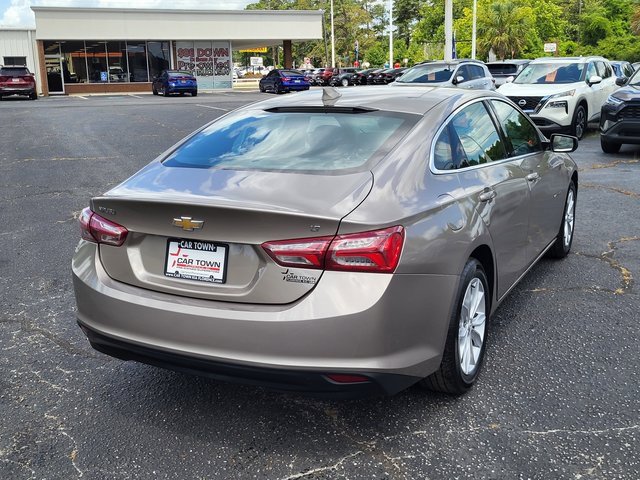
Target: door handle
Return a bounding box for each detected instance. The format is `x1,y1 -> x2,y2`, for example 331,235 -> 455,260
526,172 -> 540,182
479,189 -> 497,202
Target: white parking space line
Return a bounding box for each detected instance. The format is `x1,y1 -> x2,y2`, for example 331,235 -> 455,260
128,94 -> 143,99
195,104 -> 229,111
77,96 -> 89,100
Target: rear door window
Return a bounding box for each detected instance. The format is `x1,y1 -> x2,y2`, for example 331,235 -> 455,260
162,109 -> 418,173
433,102 -> 507,170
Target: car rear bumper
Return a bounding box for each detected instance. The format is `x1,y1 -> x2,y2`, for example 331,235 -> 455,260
167,85 -> 196,93
72,241 -> 458,396
0,86 -> 35,95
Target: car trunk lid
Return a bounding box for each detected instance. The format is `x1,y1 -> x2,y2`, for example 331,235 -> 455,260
92,163 -> 373,304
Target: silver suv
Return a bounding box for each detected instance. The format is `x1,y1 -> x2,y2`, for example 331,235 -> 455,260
391,60 -> 495,90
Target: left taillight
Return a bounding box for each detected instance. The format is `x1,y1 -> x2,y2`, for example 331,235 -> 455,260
261,226 -> 404,273
79,207 -> 128,247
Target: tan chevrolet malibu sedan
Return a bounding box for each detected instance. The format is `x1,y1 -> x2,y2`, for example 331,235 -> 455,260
72,86 -> 578,398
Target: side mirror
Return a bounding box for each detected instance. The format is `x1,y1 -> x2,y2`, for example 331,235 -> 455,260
588,75 -> 602,86
550,133 -> 578,153
505,75 -> 514,83
452,75 -> 465,85
616,76 -> 628,86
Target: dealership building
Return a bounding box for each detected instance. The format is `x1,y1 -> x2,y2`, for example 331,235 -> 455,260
0,6 -> 323,96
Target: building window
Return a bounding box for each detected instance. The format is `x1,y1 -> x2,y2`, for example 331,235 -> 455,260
127,42 -> 148,82
3,56 -> 27,66
60,41 -> 88,83
106,41 -> 128,82
147,41 -> 170,80
85,42 -> 108,82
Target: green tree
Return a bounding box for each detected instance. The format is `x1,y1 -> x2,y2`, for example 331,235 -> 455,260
477,0 -> 535,59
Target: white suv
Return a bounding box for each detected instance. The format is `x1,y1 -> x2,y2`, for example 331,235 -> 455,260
498,56 -> 618,139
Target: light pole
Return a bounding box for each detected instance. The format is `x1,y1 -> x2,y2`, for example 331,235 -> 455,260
331,0 -> 335,67
444,0 -> 453,61
471,0 -> 477,59
389,0 -> 393,67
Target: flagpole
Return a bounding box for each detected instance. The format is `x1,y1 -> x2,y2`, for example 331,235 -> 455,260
389,0 -> 393,68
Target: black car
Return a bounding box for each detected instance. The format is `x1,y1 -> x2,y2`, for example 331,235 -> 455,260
329,68 -> 361,87
362,69 -> 385,85
0,66 -> 37,100
259,69 -> 310,94
152,70 -> 197,97
600,73 -> 640,153
372,68 -> 406,84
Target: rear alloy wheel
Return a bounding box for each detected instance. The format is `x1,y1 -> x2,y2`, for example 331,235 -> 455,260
163,88 -> 170,97
548,182 -> 577,259
600,137 -> 621,154
341,78 -> 349,87
421,259 -> 490,394
259,83 -> 265,93
274,83 -> 281,94
152,86 -> 158,96
571,104 -> 587,140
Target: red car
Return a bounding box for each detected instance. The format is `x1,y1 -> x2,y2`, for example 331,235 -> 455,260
0,66 -> 37,100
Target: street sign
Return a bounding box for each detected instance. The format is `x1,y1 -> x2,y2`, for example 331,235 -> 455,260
250,57 -> 263,67
544,43 -> 557,53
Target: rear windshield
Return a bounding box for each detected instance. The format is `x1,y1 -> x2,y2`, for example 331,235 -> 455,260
168,71 -> 193,78
280,70 -> 304,76
0,67 -> 30,76
514,63 -> 585,84
162,109 -> 417,173
487,64 -> 519,75
396,64 -> 453,83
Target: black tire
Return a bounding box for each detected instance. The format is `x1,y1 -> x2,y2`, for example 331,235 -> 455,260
341,78 -> 349,87
571,104 -> 587,140
163,88 -> 170,97
547,182 -> 577,259
191,91 -> 197,97
259,83 -> 265,93
421,259 -> 490,395
274,83 -> 281,94
29,92 -> 38,100
152,86 -> 158,96
600,137 -> 621,153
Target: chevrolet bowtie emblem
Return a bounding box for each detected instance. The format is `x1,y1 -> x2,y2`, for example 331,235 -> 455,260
172,217 -> 204,231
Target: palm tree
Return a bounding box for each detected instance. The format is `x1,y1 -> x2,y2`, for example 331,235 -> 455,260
477,0 -> 533,59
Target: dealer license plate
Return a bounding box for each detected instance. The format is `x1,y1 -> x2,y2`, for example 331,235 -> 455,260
164,239 -> 228,284
12,78 -> 20,82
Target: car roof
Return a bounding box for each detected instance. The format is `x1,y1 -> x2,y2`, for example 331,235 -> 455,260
529,56 -> 608,64
486,59 -> 530,65
247,86 -> 502,116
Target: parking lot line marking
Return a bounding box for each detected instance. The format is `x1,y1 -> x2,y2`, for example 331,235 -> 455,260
77,96 -> 88,100
128,94 -> 143,99
196,104 -> 229,111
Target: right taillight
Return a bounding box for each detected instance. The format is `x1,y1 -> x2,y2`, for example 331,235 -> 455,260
326,226 -> 404,273
261,226 -> 404,273
79,207 -> 128,247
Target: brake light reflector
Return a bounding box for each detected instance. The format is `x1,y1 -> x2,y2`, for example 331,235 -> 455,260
282,77 -> 291,82
78,207 -> 128,246
326,374 -> 370,384
261,226 -> 404,273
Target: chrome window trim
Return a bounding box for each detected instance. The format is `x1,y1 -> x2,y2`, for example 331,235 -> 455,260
429,97 -> 543,175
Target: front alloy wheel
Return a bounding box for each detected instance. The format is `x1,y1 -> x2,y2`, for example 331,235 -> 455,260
572,105 -> 587,140
548,182 -> 577,259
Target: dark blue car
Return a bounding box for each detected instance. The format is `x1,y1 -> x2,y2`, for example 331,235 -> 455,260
152,70 -> 198,97
259,69 -> 310,94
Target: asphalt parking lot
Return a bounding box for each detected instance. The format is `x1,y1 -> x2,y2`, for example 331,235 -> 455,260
1,91 -> 639,480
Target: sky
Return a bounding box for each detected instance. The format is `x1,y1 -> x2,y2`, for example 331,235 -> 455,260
0,0 -> 254,27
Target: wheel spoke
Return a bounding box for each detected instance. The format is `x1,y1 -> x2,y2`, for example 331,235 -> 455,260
471,312 -> 486,329
470,328 -> 483,348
